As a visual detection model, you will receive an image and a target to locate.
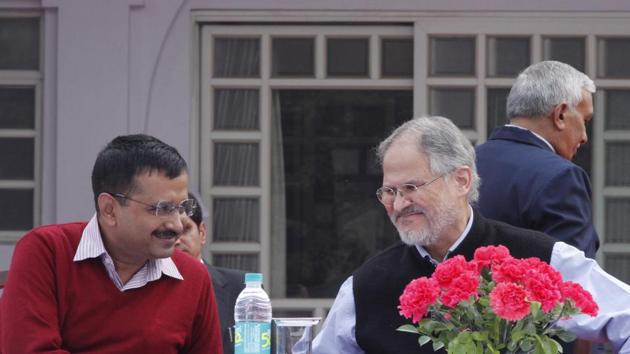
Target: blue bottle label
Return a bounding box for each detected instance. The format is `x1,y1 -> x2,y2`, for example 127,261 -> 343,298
234,321 -> 271,354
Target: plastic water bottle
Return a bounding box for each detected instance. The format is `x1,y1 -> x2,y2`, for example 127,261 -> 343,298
234,273 -> 272,354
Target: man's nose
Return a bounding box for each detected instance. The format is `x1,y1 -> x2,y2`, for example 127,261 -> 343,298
392,191 -> 411,211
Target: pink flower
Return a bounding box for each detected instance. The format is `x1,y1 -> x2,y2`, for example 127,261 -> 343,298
398,277 -> 440,323
433,255 -> 478,288
473,245 -> 511,271
440,271 -> 480,308
561,281 -> 599,316
489,282 -> 530,321
492,257 -> 527,283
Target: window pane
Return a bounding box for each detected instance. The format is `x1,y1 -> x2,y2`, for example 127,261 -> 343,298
213,38 -> 260,78
429,88 -> 475,129
382,38 -> 413,78
606,199 -> 630,243
0,188 -> 33,230
606,143 -> 630,186
0,17 -> 39,70
272,38 -> 314,77
0,138 -> 34,180
598,38 -> 630,78
213,143 -> 259,186
212,198 -> 259,242
430,37 -> 475,76
487,37 -> 530,77
604,254 -> 630,285
543,37 -> 585,72
605,89 -> 630,130
0,87 -> 35,129
277,90 -> 410,298
214,89 -> 259,130
486,88 -> 510,137
213,254 -> 258,273
327,38 -> 369,77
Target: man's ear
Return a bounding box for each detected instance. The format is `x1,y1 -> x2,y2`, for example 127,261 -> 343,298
97,193 -> 118,226
452,166 -> 472,196
551,102 -> 569,131
199,221 -> 207,246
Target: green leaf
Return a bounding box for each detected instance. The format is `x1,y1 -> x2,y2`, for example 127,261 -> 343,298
397,324 -> 419,334
432,340 -> 445,351
554,330 -> 576,344
418,335 -> 432,346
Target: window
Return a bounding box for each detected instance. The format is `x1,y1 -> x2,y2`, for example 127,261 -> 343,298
196,14 -> 630,320
0,16 -> 42,243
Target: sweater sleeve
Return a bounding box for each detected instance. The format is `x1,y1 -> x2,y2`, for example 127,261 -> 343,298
188,269 -> 224,354
0,229 -> 70,353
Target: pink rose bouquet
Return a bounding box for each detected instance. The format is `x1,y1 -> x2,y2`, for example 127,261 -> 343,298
398,245 -> 598,354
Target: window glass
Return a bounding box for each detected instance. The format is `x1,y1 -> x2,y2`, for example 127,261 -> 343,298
429,88 -> 475,129
382,38 -> 413,78
213,198 -> 259,242
213,143 -> 259,186
275,89 -> 411,297
213,38 -> 260,78
214,89 -> 259,130
272,38 -> 315,77
0,189 -> 33,230
605,254 -> 630,285
0,138 -> 34,180
0,87 -> 35,129
605,90 -> 630,130
430,37 -> 475,76
486,88 -> 510,137
0,17 -> 39,70
605,142 -> 630,186
543,37 -> 585,72
598,38 -> 630,78
606,199 -> 630,243
327,38 -> 369,77
487,37 -> 530,77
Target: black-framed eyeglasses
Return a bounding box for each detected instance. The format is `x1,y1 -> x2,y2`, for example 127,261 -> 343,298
113,193 -> 197,217
375,175 -> 443,206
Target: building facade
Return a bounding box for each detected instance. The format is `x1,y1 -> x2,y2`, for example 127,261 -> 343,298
2,0 -> 630,319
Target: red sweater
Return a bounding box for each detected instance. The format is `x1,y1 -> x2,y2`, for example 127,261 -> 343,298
0,222 -> 223,354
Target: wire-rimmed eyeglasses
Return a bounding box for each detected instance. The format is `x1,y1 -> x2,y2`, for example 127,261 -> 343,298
113,193 -> 197,217
375,175 -> 443,206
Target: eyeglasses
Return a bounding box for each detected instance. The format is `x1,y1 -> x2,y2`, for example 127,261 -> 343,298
113,193 -> 197,217
375,175 -> 443,206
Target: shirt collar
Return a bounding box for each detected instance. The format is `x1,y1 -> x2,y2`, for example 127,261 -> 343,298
74,214 -> 183,281
505,124 -> 556,153
416,204 -> 474,265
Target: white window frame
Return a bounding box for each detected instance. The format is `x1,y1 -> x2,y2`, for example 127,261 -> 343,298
193,10 -> 630,318
0,13 -> 43,243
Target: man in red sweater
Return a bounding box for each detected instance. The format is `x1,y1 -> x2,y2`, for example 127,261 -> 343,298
0,134 -> 223,353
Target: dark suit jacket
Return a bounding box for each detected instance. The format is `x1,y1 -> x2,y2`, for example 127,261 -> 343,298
476,125 -> 599,258
206,263 -> 245,354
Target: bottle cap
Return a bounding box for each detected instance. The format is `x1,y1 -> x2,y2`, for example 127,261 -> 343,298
245,273 -> 263,283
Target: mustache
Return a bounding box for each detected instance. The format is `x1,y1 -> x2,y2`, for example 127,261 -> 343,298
392,206 -> 425,221
152,229 -> 179,240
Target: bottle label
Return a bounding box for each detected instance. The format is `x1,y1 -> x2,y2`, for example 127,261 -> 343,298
234,321 -> 271,354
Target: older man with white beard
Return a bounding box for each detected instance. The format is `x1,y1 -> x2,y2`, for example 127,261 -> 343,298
311,116 -> 630,354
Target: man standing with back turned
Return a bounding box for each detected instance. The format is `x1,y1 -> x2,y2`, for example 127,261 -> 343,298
0,134 -> 223,353
476,60 -> 599,258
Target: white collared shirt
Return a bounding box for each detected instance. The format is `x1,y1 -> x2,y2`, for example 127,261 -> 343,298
73,214 -> 183,291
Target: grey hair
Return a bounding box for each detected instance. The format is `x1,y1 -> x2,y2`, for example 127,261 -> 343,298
376,116 -> 480,203
507,60 -> 595,119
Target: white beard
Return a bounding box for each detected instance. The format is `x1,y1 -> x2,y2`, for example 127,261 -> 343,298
392,199 -> 459,247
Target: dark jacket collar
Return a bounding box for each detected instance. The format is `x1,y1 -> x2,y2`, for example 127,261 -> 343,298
488,125 -> 553,153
